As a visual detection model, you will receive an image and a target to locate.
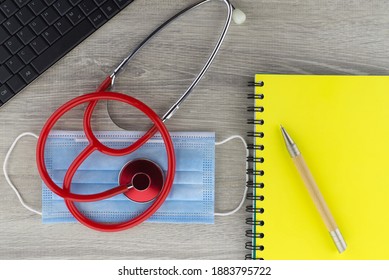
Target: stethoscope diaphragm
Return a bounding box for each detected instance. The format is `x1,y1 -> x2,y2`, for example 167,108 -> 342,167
119,159 -> 164,203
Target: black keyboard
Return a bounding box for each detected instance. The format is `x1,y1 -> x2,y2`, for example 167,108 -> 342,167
0,0 -> 134,107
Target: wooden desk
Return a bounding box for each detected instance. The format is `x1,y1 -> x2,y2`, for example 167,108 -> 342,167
1,0 -> 388,259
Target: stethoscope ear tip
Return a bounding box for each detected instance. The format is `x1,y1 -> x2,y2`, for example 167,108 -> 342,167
232,8 -> 246,25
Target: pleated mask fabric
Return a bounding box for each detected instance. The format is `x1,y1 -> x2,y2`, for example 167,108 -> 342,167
42,131 -> 215,224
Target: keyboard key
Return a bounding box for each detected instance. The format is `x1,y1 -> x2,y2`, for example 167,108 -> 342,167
0,66 -> 12,83
17,26 -> 36,44
79,0 -> 97,16
28,0 -> 46,15
0,25 -> 10,44
5,36 -> 23,54
114,0 -> 133,9
0,10 -> 5,24
42,26 -> 60,44
88,9 -> 106,28
31,19 -> 94,73
14,0 -> 31,8
3,16 -> 22,35
7,75 -> 26,93
94,0 -> 107,6
30,36 -> 48,54
53,0 -> 72,16
0,84 -> 14,103
0,45 -> 11,63
15,6 -> 35,25
44,0 -> 56,5
6,55 -> 24,73
100,0 -> 118,19
67,6 -> 84,25
41,6 -> 60,25
0,0 -> 18,17
54,16 -> 72,34
69,0 -> 82,5
18,45 -> 36,64
29,16 -> 48,34
19,65 -> 38,83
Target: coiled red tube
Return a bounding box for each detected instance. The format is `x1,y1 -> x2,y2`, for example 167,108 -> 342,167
36,91 -> 175,232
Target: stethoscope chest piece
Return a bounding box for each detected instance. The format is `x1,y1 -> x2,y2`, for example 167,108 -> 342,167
119,159 -> 165,203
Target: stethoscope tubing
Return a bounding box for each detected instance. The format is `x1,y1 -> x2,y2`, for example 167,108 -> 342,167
36,92 -> 176,231
37,92 -> 175,202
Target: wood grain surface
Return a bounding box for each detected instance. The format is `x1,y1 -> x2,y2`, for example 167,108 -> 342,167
1,0 -> 389,259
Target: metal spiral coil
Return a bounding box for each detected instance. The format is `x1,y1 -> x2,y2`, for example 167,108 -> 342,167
245,80 -> 265,260
246,181 -> 264,188
247,156 -> 264,163
247,119 -> 264,125
247,131 -> 264,138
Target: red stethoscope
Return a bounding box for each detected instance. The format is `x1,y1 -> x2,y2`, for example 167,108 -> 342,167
35,0 -> 241,232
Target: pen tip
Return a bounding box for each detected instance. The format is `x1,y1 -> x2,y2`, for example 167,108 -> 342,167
280,126 -> 300,157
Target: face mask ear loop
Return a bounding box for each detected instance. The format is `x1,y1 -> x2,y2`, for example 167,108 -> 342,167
3,132 -> 42,216
214,135 -> 249,216
5,132 -> 247,217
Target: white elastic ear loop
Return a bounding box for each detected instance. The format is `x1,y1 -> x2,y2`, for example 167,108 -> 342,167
3,132 -> 42,216
214,135 -> 249,216
4,133 -> 248,217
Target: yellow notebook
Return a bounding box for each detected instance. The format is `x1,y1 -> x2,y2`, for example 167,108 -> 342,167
248,74 -> 389,260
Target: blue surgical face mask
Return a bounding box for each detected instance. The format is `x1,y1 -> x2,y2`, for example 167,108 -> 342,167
42,131 -> 215,224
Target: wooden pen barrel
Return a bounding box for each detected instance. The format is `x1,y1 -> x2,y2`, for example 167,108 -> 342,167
292,154 -> 338,232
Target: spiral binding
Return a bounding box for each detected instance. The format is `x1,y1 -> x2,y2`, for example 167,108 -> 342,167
245,79 -> 265,260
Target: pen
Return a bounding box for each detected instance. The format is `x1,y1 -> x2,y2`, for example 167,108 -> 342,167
280,126 -> 347,253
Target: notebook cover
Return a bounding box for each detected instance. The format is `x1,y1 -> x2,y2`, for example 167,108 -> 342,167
250,74 -> 389,259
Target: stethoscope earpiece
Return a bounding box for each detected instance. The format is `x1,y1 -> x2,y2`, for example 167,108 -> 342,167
232,8 -> 246,25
